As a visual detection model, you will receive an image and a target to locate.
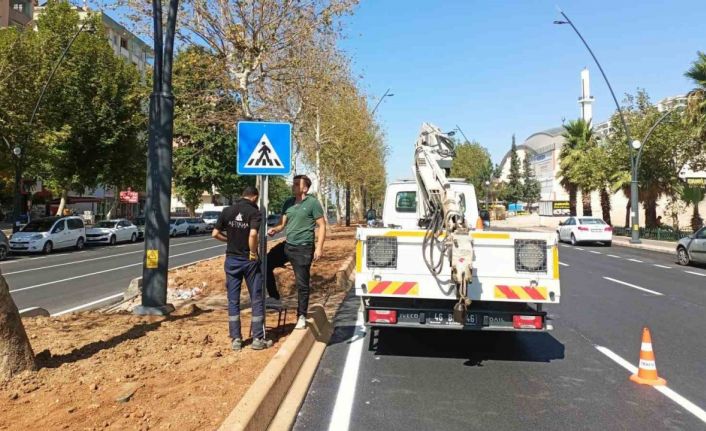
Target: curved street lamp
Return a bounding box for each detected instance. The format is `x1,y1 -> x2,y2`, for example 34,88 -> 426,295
554,11 -> 643,243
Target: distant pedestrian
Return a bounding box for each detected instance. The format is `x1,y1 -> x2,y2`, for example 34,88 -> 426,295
366,208 -> 376,227
266,175 -> 326,330
212,186 -> 272,351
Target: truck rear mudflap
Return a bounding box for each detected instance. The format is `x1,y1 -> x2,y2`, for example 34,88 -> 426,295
363,298 -> 552,332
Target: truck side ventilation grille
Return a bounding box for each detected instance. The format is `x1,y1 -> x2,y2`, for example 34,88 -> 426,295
366,236 -> 397,269
514,239 -> 547,273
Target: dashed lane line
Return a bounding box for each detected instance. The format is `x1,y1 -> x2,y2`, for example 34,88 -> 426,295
653,264 -> 672,269
576,247 -> 585,250
607,254 -> 621,258
559,262 -> 569,267
595,345 -> 706,425
603,276 -> 663,296
684,271 -> 706,277
8,245 -> 223,293
589,250 -> 602,255
627,258 -> 644,263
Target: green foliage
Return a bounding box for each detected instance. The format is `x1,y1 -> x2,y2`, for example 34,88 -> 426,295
450,140 -> 493,199
522,153 -> 541,208
685,51 -> 706,144
559,118 -> 595,216
503,136 -> 523,204
268,177 -> 290,214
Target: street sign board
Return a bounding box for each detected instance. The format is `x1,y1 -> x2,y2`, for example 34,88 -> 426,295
237,121 -> 292,175
119,190 -> 139,203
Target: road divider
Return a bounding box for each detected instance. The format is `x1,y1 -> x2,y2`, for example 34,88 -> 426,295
603,277 -> 663,296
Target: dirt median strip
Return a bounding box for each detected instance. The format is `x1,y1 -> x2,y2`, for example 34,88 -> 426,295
218,303 -> 332,431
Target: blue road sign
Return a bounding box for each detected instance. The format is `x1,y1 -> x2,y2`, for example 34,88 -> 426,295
237,121 -> 292,175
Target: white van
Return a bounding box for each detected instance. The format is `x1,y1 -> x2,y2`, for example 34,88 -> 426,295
10,216 -> 86,254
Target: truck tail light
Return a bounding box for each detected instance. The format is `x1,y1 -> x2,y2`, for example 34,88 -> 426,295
369,310 -> 397,324
577,226 -> 589,231
513,315 -> 543,329
604,226 -> 613,232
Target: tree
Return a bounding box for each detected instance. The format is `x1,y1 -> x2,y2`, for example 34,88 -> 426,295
0,274 -> 36,382
503,135 -> 523,206
522,153 -> 541,212
685,51 -> 706,145
560,119 -> 594,216
450,140 -> 493,198
681,186 -> 705,232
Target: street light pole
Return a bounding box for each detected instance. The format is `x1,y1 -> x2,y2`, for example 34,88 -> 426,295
135,0 -> 180,316
12,19 -> 94,232
347,88 -> 393,226
554,11 -> 642,243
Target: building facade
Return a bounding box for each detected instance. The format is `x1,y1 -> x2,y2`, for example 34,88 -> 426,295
0,0 -> 34,28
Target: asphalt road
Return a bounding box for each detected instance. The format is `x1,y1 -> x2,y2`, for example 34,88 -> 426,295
6,231 -> 281,315
295,242 -> 706,430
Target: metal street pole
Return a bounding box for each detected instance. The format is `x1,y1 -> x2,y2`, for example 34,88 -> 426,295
136,0 -> 180,316
555,11 -> 641,243
13,19 -> 93,232
259,175 -> 268,337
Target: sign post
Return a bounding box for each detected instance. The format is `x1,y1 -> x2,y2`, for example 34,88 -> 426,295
237,121 -> 292,337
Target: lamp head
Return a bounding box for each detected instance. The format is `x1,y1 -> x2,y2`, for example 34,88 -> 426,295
12,146 -> 21,156
631,140 -> 641,150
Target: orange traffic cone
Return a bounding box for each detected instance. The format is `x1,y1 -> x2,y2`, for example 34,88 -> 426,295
475,217 -> 484,230
629,327 -> 666,386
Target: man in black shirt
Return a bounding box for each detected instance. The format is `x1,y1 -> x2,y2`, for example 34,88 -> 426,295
212,186 -> 272,351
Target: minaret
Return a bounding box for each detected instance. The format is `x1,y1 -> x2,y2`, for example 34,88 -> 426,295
579,68 -> 594,124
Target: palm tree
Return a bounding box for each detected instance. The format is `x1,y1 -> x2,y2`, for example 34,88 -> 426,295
681,186 -> 705,232
560,119 -> 594,216
685,51 -> 706,143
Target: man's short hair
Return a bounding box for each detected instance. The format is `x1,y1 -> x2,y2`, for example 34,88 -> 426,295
294,174 -> 312,189
242,186 -> 259,198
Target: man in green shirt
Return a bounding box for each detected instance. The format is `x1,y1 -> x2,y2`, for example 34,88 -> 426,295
267,174 -> 326,329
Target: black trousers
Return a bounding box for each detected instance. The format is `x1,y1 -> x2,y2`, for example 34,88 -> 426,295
266,241 -> 314,317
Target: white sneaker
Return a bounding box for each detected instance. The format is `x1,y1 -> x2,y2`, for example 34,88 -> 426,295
294,315 -> 307,330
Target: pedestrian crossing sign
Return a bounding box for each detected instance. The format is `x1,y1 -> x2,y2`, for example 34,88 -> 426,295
237,121 -> 291,175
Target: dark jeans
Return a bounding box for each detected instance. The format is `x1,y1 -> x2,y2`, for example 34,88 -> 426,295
266,242 -> 314,317
225,255 -> 265,339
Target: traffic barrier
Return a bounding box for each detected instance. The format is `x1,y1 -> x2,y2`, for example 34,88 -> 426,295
629,327 -> 666,386
475,217 -> 484,230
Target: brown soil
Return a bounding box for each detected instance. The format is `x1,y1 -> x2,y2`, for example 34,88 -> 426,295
0,226 -> 355,431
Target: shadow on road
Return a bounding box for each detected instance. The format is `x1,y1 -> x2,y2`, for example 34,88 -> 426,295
368,327 -> 565,365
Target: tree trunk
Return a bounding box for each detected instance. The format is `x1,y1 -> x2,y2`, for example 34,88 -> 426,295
644,199 -> 658,228
692,204 -> 702,232
600,187 -> 612,226
625,198 -> 631,229
335,187 -> 343,224
581,189 -> 592,217
0,273 -> 36,382
568,186 -> 577,216
56,189 -> 69,216
105,187 -> 120,220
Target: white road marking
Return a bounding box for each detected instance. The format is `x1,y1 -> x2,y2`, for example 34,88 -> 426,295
575,247 -> 585,250
1,251 -> 86,265
560,244 -> 569,248
3,238 -> 214,276
8,245 -> 223,293
589,250 -> 602,254
653,264 -> 672,269
328,309 -> 366,431
627,258 -> 644,263
607,254 -> 621,259
595,345 -> 706,425
603,277 -> 663,296
52,293 -> 124,316
559,262 -> 569,267
684,271 -> 706,277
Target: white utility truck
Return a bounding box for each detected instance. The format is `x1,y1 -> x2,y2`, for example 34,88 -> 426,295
355,123 -> 561,334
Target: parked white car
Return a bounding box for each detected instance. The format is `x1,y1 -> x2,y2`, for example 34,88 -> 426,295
86,219 -> 139,245
676,227 -> 706,266
201,210 -> 222,230
557,216 -> 613,246
186,217 -> 208,234
169,218 -> 190,236
9,216 -> 86,254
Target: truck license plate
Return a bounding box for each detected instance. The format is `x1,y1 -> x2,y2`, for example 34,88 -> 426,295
427,312 -> 483,327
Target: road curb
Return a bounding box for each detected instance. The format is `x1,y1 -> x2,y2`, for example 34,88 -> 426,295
18,307 -> 50,318
335,255 -> 355,291
218,303 -> 332,431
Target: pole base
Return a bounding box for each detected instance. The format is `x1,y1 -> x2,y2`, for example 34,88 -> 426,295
133,303 -> 175,316
630,239 -> 642,244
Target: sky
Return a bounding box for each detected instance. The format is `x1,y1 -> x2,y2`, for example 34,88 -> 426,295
338,0 -> 706,181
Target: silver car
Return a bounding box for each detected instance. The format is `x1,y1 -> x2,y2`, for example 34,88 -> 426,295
676,227 -> 706,266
